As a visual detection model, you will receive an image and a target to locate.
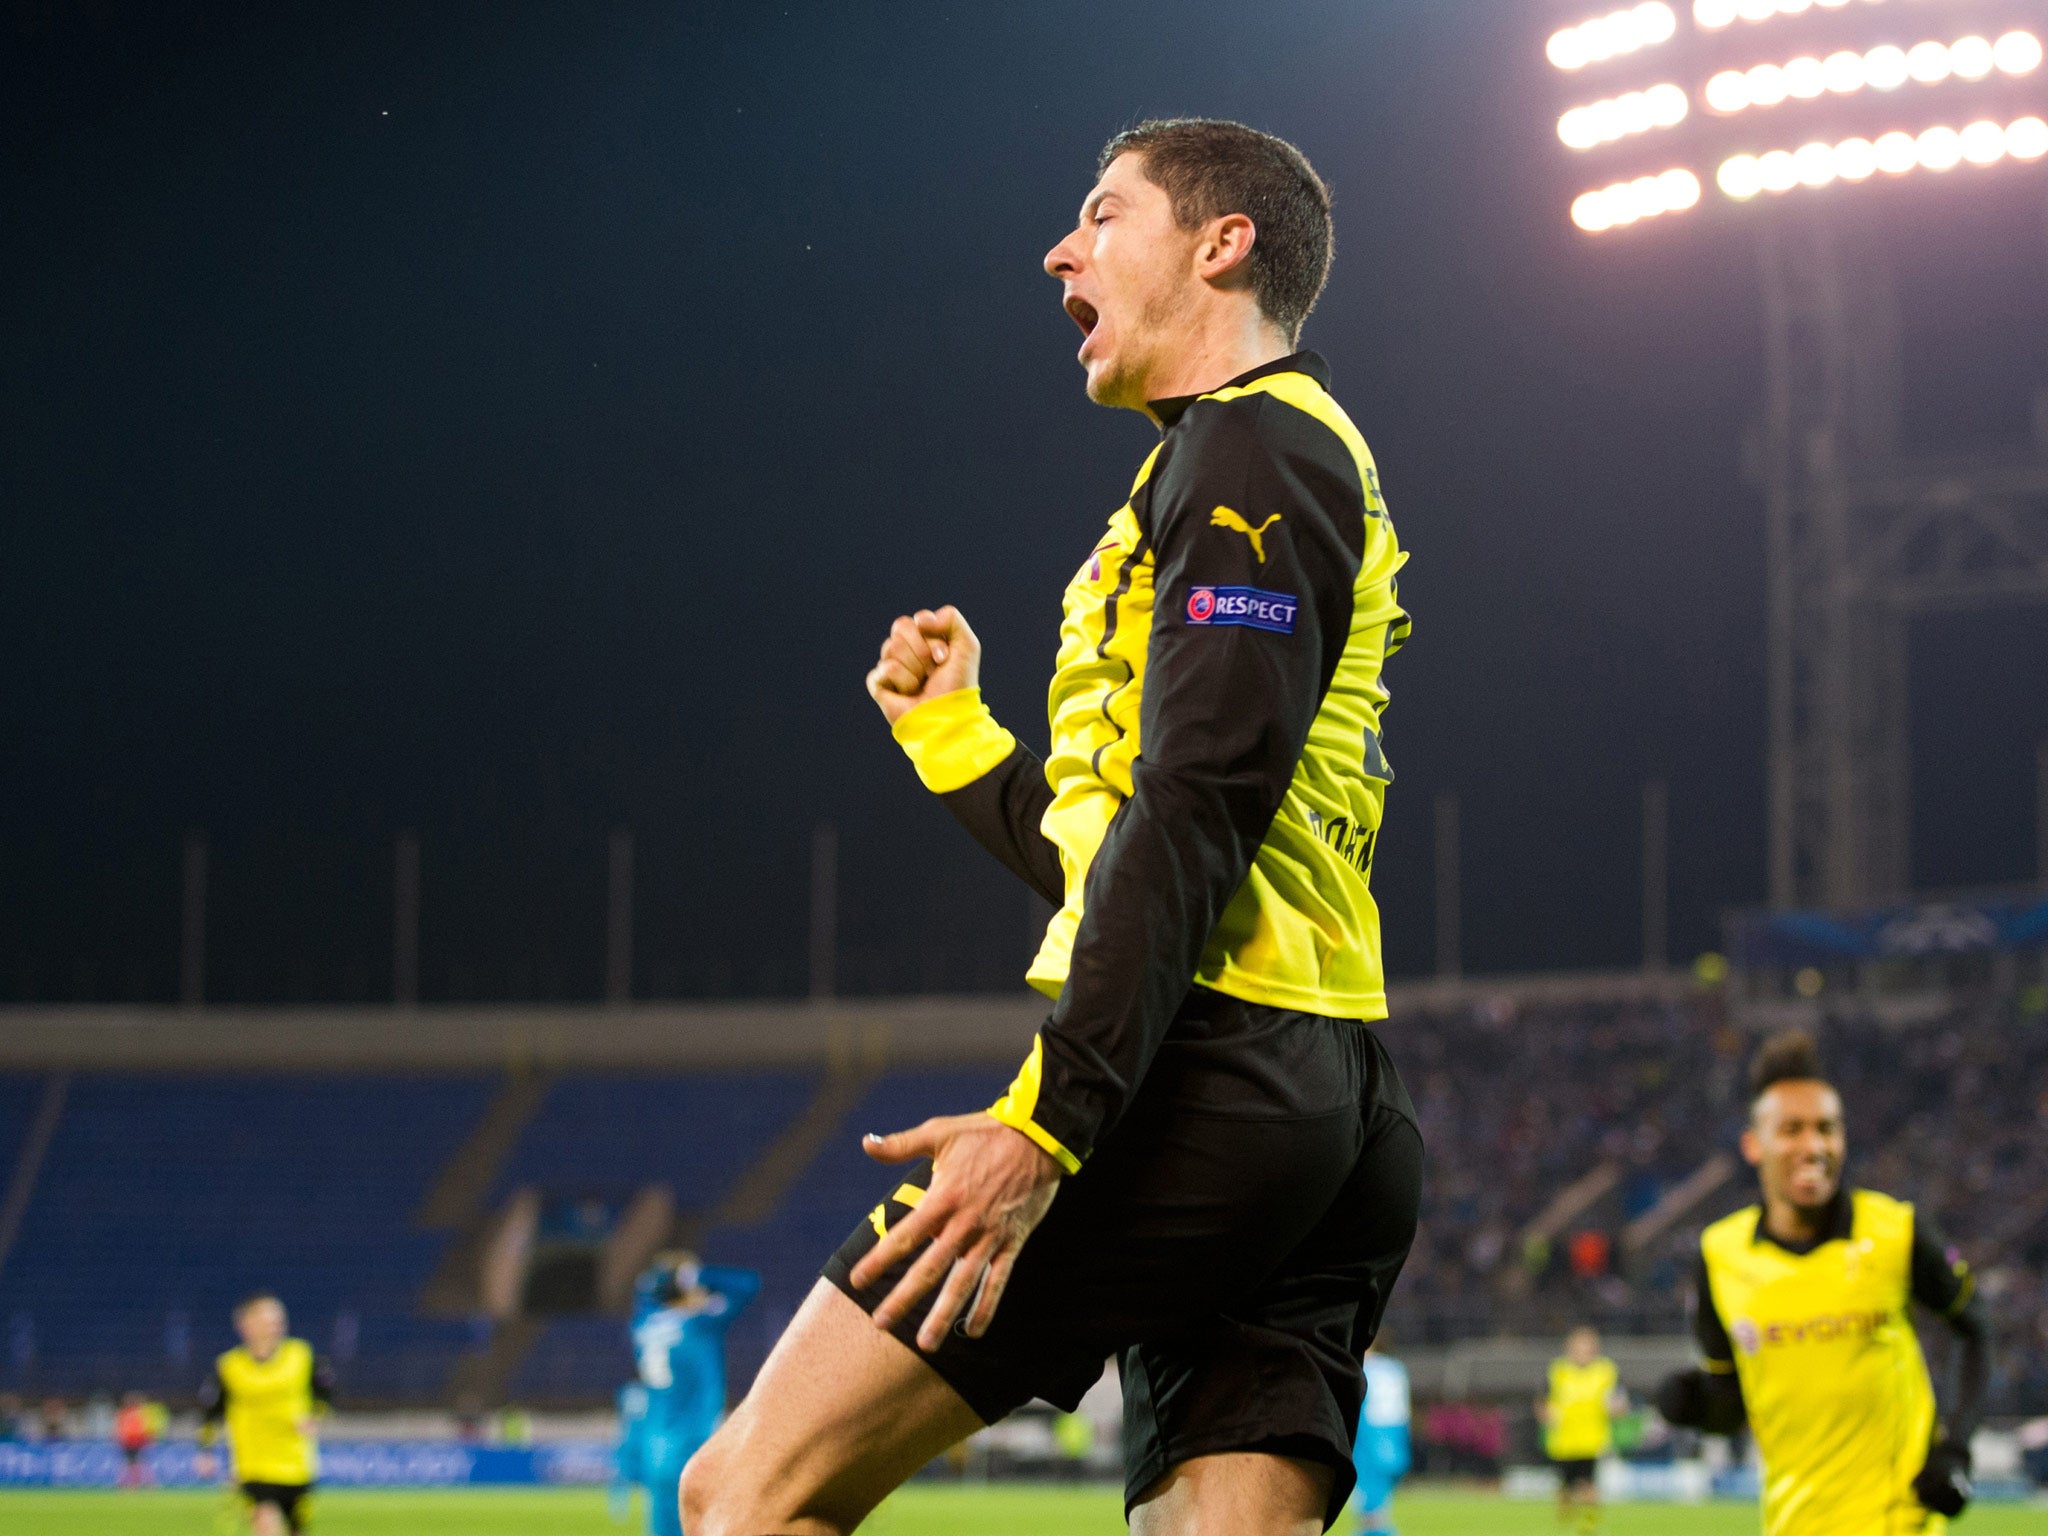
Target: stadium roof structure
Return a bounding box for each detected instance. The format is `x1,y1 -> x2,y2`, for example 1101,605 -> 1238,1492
1542,0 -> 2048,915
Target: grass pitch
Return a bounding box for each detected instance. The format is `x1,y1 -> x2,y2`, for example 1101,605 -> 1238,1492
2,1485 -> 2043,1533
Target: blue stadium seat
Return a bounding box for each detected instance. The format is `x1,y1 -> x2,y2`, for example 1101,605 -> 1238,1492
0,1073 -> 48,1199
496,1071 -> 819,1213
0,1073 -> 494,1399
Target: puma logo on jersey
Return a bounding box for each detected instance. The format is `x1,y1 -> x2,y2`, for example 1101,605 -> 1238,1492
1210,506 -> 1281,563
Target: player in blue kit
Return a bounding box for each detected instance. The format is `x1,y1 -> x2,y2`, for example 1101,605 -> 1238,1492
628,1254 -> 760,1536
610,1380 -> 650,1525
1351,1342 -> 1410,1533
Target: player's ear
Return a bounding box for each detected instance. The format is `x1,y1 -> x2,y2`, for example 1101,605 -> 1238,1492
1196,213 -> 1257,283
1739,1125 -> 1763,1168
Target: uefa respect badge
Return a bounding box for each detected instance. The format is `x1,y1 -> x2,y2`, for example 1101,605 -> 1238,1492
1184,585 -> 1298,635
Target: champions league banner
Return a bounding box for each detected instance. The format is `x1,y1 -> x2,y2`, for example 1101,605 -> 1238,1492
1735,894 -> 2048,970
0,1439 -> 613,1488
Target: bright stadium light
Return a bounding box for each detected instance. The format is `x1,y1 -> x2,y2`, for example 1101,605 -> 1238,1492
1959,117 -> 2007,163
1916,123 -> 1964,169
1570,166 -> 1701,231
1949,35 -> 1995,81
1548,3 -> 1678,70
1906,40 -> 1951,84
1714,117 -> 2048,200
1558,82 -> 1690,147
1784,55 -> 1828,98
1873,128 -> 1919,172
1995,30 -> 2045,75
1834,136 -> 1878,178
1822,49 -> 1864,93
1548,4 -> 2048,232
1696,0 -> 1877,30
2011,115 -> 2048,158
1864,44 -> 1910,90
1794,140 -> 1837,184
1701,32 -> 2042,114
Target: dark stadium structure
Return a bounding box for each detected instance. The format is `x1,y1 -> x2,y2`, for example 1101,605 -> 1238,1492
2,968 -> 2044,1425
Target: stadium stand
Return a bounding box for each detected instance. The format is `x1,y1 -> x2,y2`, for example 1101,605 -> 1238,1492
497,1068 -> 822,1401
1382,987 -> 2048,1416
0,1073 -> 495,1399
492,1070 -> 821,1210
0,1075 -> 44,1190
1,987 -> 2043,1417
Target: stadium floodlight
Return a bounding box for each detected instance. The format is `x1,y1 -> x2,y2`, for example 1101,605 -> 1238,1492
1703,32 -> 2043,113
1714,116 -> 2048,198
1571,166 -> 1702,230
1558,82 -> 1690,147
1696,0 -> 1876,31
1995,30 -> 2046,75
1550,0 -> 2048,915
1545,0 -> 2048,234
1548,3 -> 1679,70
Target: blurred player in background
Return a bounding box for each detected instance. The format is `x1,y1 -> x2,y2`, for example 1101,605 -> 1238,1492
1657,1029 -> 1991,1536
629,1253 -> 758,1536
610,1379 -> 650,1526
194,1293 -> 334,1536
113,1390 -> 164,1487
1350,1339 -> 1410,1534
1538,1326 -> 1623,1534
687,115 -> 1419,1536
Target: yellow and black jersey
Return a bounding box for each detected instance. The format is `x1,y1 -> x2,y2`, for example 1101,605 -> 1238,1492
199,1338 -> 333,1486
891,351 -> 1407,1170
1544,1356 -> 1620,1461
1693,1188 -> 1986,1536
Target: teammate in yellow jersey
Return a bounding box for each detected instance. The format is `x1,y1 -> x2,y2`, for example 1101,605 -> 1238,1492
684,119 -> 1419,1536
194,1293 -> 335,1536
1657,1031 -> 1990,1536
1537,1327 -> 1625,1533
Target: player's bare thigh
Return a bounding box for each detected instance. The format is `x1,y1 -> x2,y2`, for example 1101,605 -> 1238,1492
1131,1451 -> 1333,1536
678,1279 -> 984,1536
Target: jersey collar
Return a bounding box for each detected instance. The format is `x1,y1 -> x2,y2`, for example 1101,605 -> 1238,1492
1148,350 -> 1331,431
1752,1183 -> 1854,1255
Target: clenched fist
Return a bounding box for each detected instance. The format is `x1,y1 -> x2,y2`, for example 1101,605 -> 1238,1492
864,606 -> 982,725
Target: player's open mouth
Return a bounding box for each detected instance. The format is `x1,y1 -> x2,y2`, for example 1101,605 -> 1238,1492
1065,296 -> 1099,338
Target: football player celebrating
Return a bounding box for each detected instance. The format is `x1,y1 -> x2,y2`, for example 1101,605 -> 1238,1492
1658,1030 -> 1991,1535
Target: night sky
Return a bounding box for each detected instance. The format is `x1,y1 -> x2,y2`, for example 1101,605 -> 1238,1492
5,1 -> 2046,1006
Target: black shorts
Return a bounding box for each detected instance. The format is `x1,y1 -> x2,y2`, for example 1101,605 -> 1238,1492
240,1481 -> 312,1531
826,988 -> 1421,1529
1553,1456 -> 1598,1490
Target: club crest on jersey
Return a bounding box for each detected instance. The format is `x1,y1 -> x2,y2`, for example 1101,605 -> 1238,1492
1185,586 -> 1297,634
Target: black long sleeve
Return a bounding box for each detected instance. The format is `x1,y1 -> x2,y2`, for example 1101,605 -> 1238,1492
939,743 -> 1062,906
1023,396 -> 1363,1164
1659,1248 -> 1748,1433
1910,1215 -> 1990,1443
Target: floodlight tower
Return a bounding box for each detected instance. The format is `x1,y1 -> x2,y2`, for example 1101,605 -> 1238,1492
1546,0 -> 2048,911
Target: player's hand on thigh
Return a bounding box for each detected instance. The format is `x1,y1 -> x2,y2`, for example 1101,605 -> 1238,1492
864,607 -> 981,724
851,1113 -> 1061,1351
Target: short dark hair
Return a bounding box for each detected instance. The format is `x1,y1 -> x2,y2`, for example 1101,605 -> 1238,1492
1749,1028 -> 1827,1101
1097,118 -> 1333,346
